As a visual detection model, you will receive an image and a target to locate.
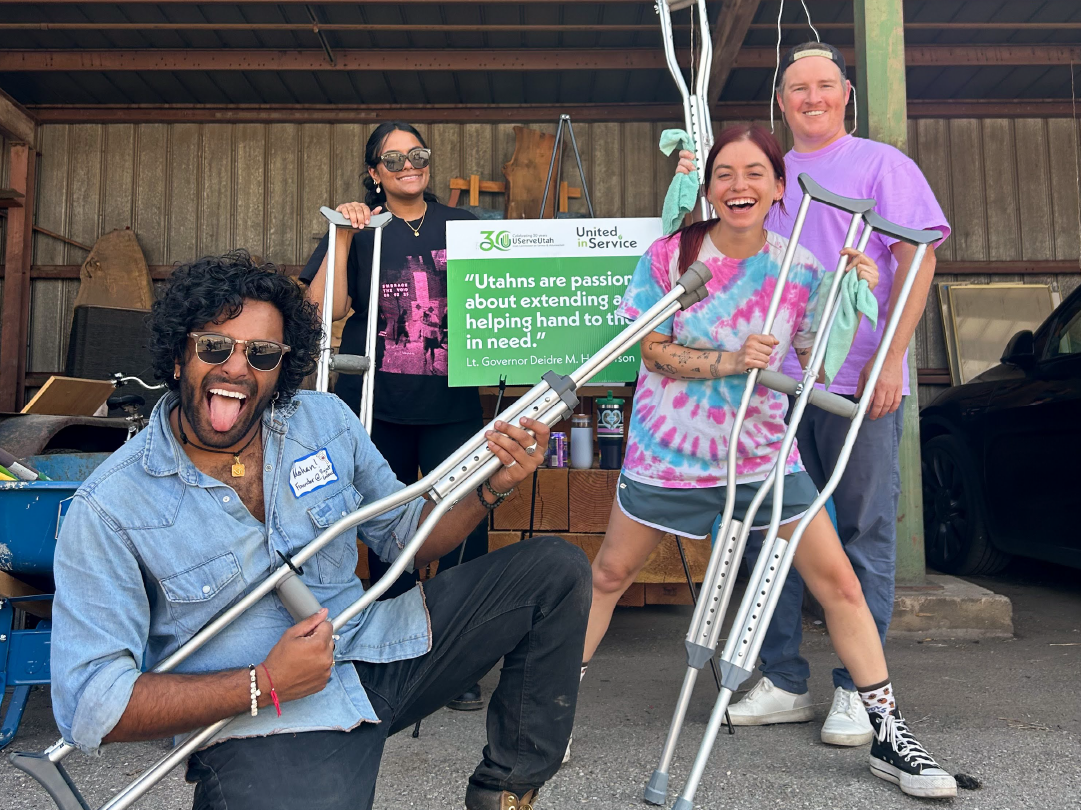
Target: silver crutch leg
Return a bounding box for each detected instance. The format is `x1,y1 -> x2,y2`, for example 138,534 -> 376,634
316,206 -> 392,434
670,215 -> 942,810
645,174 -> 877,805
656,0 -> 714,220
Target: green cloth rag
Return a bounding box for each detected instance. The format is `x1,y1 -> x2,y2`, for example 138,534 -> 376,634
659,128 -> 699,236
815,266 -> 879,386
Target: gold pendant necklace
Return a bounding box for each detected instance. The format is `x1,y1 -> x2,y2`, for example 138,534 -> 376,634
396,202 -> 427,237
179,413 -> 260,478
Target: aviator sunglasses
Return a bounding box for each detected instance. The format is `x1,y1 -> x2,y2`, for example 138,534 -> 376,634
378,147 -> 432,172
188,332 -> 291,372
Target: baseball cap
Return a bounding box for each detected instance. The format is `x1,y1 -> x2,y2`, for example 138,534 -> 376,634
776,41 -> 847,88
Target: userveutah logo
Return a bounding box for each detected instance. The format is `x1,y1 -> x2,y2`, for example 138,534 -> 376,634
479,229 -> 558,251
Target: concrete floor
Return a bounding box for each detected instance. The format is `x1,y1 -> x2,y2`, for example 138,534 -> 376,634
3,558 -> 1079,810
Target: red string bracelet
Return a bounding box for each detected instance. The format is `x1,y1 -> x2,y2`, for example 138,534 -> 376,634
261,663 -> 282,717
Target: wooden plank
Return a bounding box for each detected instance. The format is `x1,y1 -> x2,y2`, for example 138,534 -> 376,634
0,144 -> 35,410
708,0 -> 761,105
166,123 -> 201,264
646,582 -> 694,606
101,124 -> 135,235
20,374 -> 114,415
981,119 -> 1021,262
67,124 -> 103,265
430,123 -> 463,206
299,124 -> 332,264
912,119 -> 953,261
0,572 -> 51,619
568,469 -> 618,533
234,123 -> 267,259
590,122 -> 622,218
199,123 -> 234,257
618,583 -> 646,607
267,123 -> 299,265
622,122 -> 655,218
463,123 -> 495,211
331,123 -> 364,208
1047,119 -> 1081,263
490,467 -> 569,532
133,124 -> 168,264
945,119 -> 986,261
0,87 -> 34,144
1013,119 -> 1054,261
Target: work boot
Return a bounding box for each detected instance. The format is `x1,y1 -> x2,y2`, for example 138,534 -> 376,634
464,784 -> 540,810
727,676 -> 814,725
868,709 -> 957,799
821,686 -> 874,746
447,682 -> 484,711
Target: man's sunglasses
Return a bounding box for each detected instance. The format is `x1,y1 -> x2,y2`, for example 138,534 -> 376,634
188,332 -> 291,372
378,147 -> 431,172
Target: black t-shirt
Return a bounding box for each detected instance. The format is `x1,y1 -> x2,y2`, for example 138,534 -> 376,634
301,201 -> 481,425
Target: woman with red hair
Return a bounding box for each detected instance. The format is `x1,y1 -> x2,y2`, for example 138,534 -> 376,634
572,124 -> 956,799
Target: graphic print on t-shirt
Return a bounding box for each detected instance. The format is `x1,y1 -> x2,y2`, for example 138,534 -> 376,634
377,248 -> 449,376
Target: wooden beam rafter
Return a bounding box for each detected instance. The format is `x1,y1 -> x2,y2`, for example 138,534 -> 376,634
1,45 -> 1080,73
0,86 -> 36,143
708,0 -> 760,106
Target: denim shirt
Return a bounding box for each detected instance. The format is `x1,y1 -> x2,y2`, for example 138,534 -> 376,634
50,390 -> 430,754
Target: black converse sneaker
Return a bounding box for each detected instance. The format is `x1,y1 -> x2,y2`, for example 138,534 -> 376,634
868,710 -> 957,798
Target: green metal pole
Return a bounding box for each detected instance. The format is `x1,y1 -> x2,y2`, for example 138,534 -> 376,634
854,0 -> 926,584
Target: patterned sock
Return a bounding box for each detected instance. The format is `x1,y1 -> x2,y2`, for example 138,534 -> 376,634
857,679 -> 897,719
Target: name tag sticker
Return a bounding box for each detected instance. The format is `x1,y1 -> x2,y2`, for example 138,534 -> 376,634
289,448 -> 339,498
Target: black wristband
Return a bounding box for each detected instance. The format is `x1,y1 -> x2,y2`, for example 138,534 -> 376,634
477,483 -> 507,511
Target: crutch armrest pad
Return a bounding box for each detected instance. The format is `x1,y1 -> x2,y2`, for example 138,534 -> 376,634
863,211 -> 942,246
320,208 -> 393,231
756,371 -> 858,419
797,174 -> 875,215
328,354 -> 371,374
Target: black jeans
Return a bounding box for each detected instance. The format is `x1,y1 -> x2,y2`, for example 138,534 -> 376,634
369,417 -> 490,599
186,536 -> 591,810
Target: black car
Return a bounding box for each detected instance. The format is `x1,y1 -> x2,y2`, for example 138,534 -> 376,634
920,284 -> 1081,575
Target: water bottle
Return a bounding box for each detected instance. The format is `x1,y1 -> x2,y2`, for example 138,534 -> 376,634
596,390 -> 625,470
570,414 -> 593,469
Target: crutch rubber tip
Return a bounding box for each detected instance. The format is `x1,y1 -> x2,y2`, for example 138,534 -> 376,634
672,798 -> 695,810
643,771 -> 668,805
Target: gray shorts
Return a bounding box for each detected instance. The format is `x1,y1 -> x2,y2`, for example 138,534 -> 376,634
616,471 -> 819,539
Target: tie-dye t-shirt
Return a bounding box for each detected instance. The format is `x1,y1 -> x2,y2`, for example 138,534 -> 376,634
615,229 -> 825,489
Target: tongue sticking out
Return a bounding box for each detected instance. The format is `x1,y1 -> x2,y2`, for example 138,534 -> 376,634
208,393 -> 244,433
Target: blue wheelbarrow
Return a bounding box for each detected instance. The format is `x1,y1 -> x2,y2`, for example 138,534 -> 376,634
0,452 -> 110,749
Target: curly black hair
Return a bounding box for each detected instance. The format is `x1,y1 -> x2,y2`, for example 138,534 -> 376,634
147,251 -> 322,400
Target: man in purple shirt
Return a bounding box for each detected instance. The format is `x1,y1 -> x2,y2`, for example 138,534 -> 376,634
678,42 -> 949,747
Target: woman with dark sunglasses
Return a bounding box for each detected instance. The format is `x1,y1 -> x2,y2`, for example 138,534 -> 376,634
301,122 -> 486,712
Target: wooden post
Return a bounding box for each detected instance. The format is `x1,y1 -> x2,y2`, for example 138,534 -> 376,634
0,143 -> 36,411
854,0 -> 925,584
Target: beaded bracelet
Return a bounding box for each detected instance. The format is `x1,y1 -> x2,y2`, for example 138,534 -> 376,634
248,664 -> 261,717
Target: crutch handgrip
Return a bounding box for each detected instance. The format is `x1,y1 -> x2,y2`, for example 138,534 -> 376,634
328,354 -> 370,375
863,212 -> 941,246
797,174 -> 875,215
756,370 -> 858,419
676,261 -> 712,309
320,207 -> 394,231
275,571 -> 324,622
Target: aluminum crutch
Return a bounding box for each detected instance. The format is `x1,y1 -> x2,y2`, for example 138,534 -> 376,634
11,262 -> 715,810
315,205 -> 392,434
668,214 -> 942,810
656,0 -> 714,220
644,173 -> 877,805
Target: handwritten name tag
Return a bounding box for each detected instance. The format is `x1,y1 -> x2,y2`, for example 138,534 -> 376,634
289,448 -> 339,498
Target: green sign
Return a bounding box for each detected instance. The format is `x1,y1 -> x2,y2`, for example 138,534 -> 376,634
446,218 -> 662,386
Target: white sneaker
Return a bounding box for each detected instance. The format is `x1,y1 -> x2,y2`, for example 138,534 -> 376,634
820,687 -> 874,746
562,735 -> 572,764
727,677 -> 814,726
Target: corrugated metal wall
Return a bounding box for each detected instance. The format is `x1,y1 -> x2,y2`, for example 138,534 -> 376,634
9,118 -> 1081,397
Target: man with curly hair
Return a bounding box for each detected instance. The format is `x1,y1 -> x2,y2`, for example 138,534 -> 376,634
50,252 -> 590,810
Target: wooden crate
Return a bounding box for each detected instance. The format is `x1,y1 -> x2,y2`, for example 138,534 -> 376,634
568,469 -> 620,532
491,468 -> 569,531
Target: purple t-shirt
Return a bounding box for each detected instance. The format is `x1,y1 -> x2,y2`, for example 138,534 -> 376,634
769,135 -> 950,395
